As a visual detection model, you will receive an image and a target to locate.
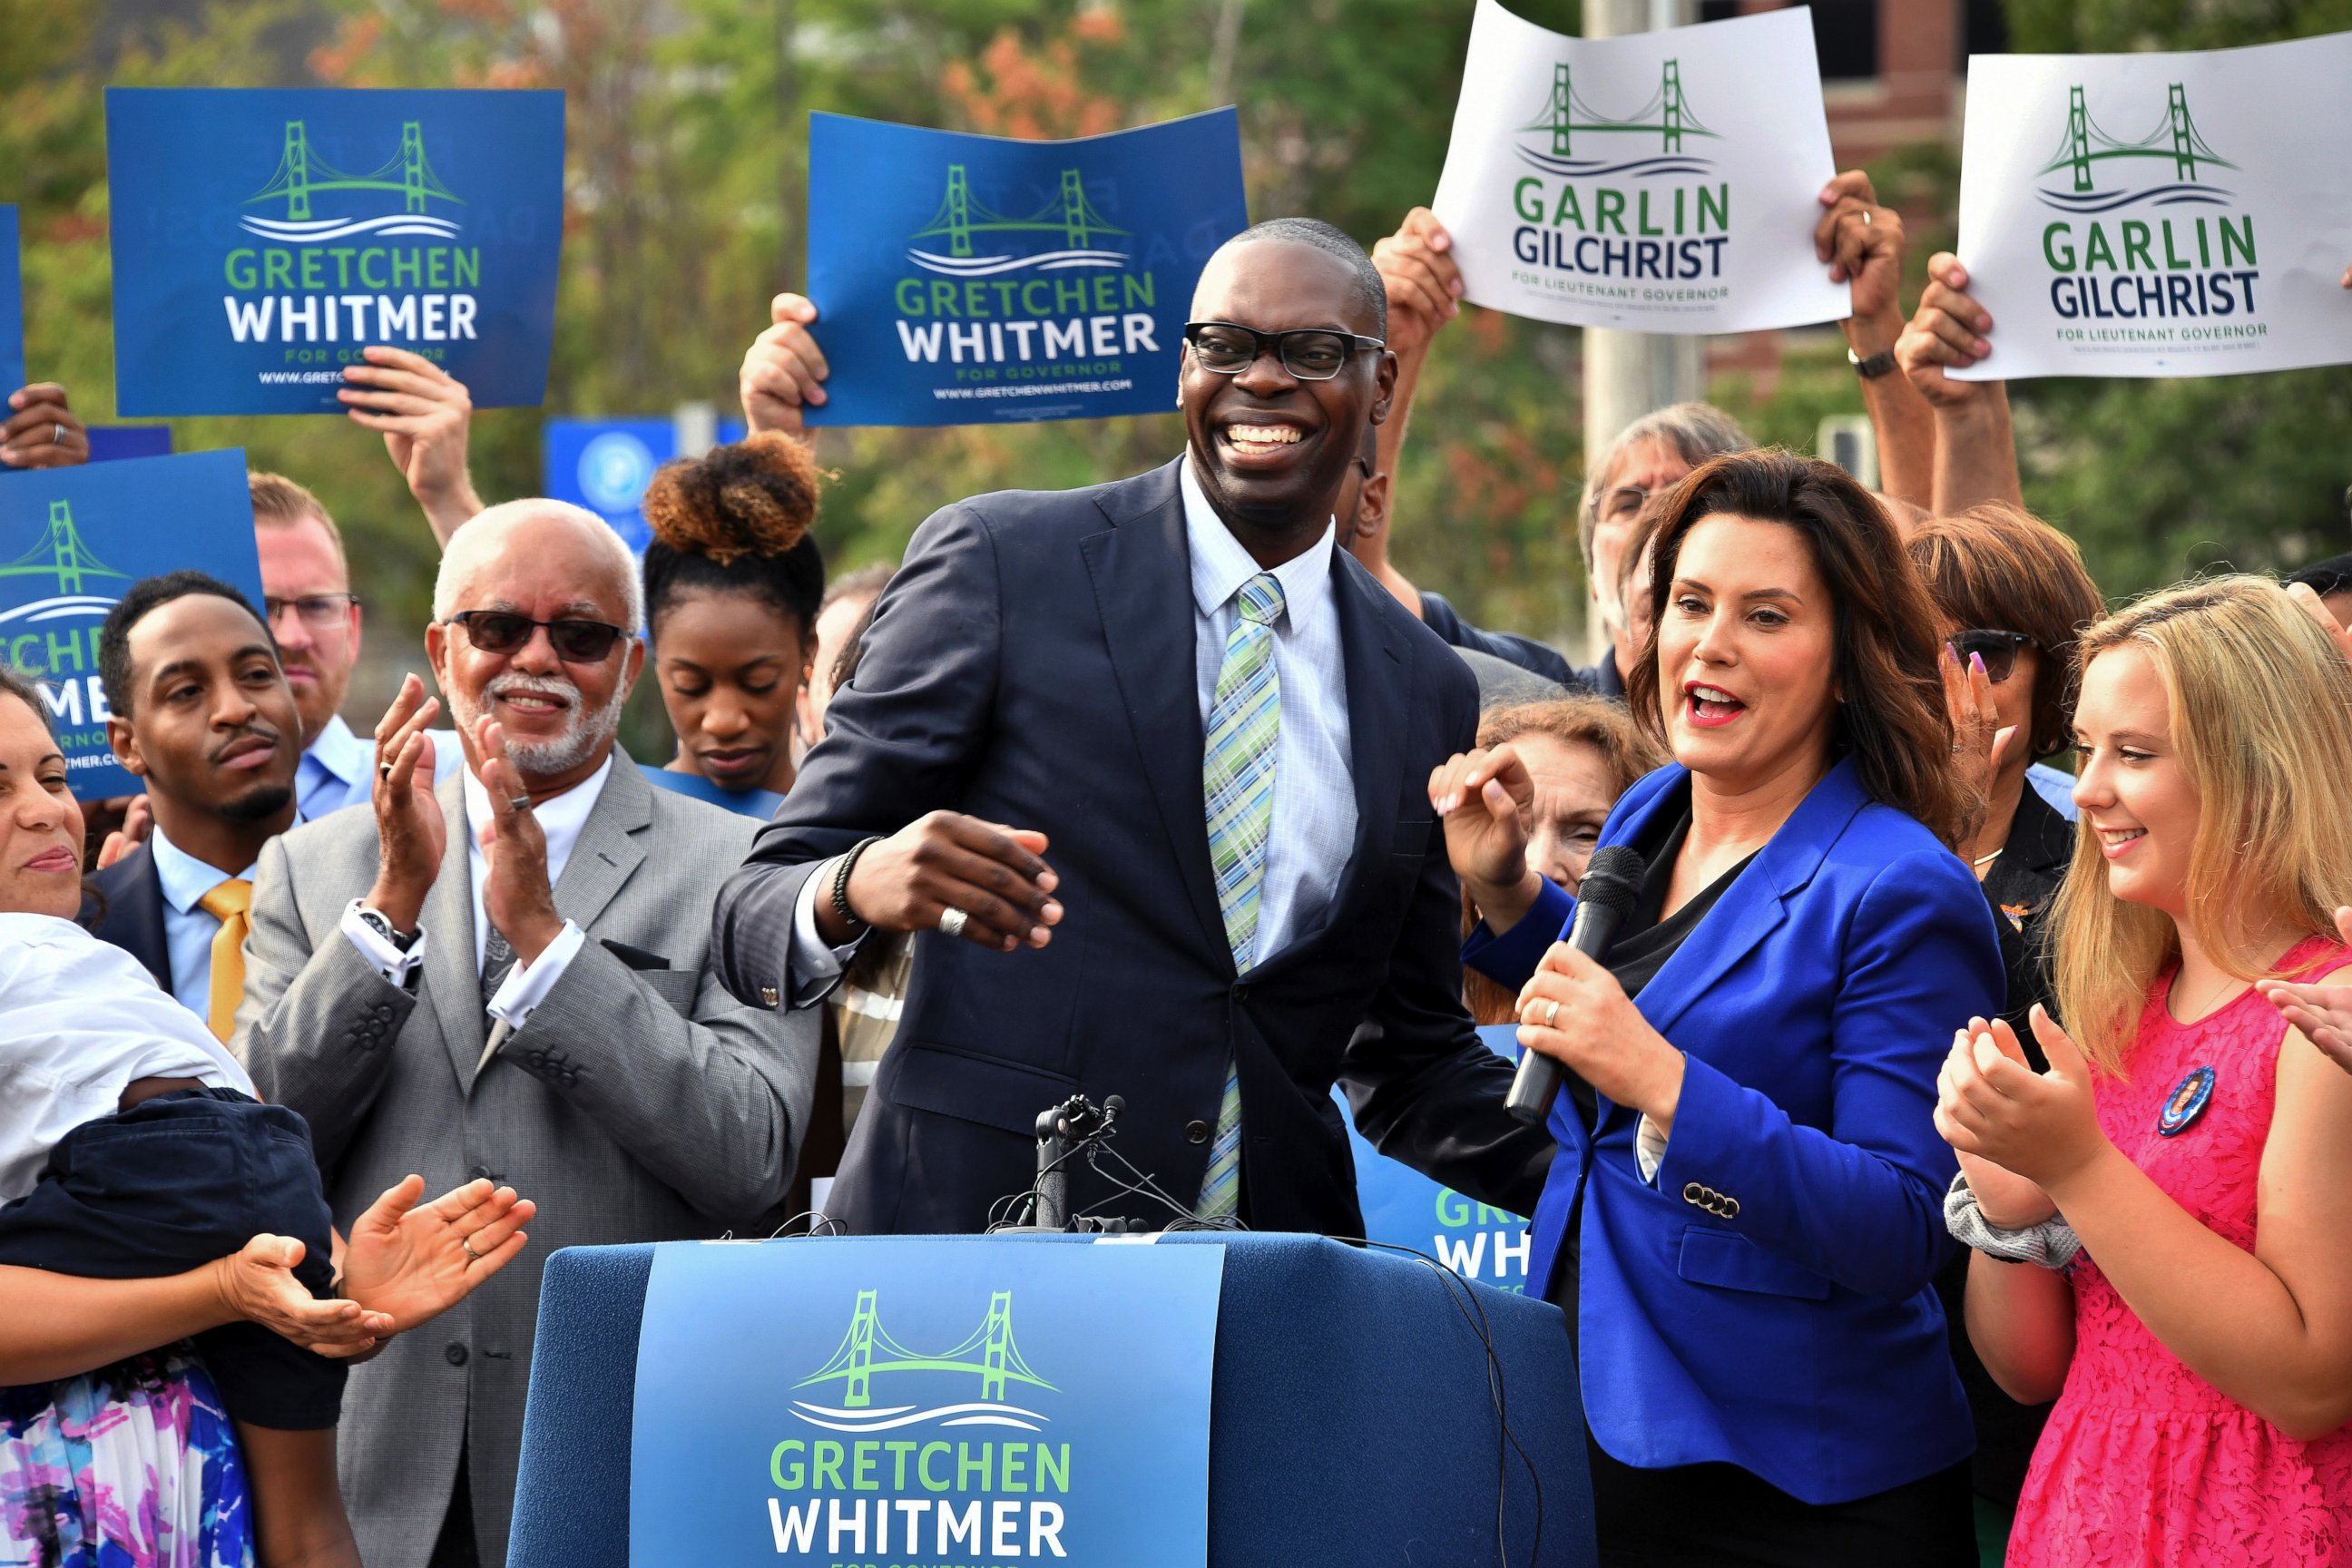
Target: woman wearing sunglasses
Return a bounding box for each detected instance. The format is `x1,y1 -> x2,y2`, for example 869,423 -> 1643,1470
634,431 -> 826,818
1905,504 -> 2105,1544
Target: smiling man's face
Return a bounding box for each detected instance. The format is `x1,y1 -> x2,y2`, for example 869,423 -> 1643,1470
1180,239 -> 1394,544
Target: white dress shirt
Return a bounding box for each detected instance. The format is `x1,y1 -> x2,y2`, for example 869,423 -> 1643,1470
299,713 -> 466,819
148,824 -> 261,1020
786,459 -> 1359,985
0,913 -> 253,1201
338,754 -> 611,1031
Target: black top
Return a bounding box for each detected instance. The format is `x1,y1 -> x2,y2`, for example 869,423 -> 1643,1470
1605,809 -> 1759,999
1978,785 -> 2074,1054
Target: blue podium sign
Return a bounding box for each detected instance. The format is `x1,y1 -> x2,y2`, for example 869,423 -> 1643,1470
544,416 -> 747,552
805,109 -> 1248,427
1340,1024 -> 1532,1292
632,1239 -> 1221,1568
105,88 -> 564,416
0,450 -> 261,797
0,205 -> 22,396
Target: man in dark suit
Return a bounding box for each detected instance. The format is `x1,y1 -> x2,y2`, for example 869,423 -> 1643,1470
87,573 -> 302,1040
714,219 -> 1552,1235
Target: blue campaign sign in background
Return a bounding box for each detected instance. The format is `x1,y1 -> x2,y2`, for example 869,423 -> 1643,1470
106,88 -> 564,416
544,416 -> 746,552
805,108 -> 1248,427
632,1238 -> 1222,1568
1,205 -> 23,396
0,449 -> 261,798
86,426 -> 174,464
1339,1024 -> 1533,1292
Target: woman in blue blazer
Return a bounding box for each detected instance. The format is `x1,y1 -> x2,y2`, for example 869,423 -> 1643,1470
1433,451 -> 2003,1563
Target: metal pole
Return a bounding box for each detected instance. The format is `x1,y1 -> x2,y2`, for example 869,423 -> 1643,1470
1581,0 -> 1705,659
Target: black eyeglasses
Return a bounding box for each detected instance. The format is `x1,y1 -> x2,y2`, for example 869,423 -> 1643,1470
445,610 -> 629,663
1951,628 -> 2034,684
1183,321 -> 1386,381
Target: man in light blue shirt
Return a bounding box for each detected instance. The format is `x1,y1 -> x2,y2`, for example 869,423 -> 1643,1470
87,573 -> 302,1041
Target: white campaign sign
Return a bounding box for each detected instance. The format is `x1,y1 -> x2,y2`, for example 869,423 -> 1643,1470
1431,2 -> 1847,334
1955,32 -> 2352,380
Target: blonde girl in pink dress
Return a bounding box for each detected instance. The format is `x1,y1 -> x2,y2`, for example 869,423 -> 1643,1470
1933,577 -> 2352,1567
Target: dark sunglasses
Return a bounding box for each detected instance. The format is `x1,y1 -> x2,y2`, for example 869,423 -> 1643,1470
1183,320 -> 1385,381
1950,628 -> 2034,684
445,610 -> 629,663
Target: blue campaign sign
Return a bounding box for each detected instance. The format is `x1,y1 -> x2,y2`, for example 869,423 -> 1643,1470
0,450 -> 261,798
632,1239 -> 1222,1568
84,426 -> 174,464
105,88 -> 564,416
1339,1025 -> 1532,1292
544,416 -> 747,552
805,109 -> 1248,427
0,205 -> 22,396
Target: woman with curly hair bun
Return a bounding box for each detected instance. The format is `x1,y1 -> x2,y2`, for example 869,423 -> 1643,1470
639,431 -> 826,815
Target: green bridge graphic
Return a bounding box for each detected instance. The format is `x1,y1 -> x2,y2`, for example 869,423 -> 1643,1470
2041,83 -> 2236,192
247,119 -> 462,221
911,165 -> 1127,259
0,501 -> 131,598
1521,58 -> 1720,156
796,1289 -> 1055,1409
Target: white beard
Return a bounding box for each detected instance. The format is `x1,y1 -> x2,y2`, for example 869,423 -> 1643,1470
450,672 -> 629,781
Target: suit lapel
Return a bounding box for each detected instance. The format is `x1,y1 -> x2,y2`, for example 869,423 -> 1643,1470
426,771 -> 487,1093
1080,458 -> 1228,969
554,755 -> 650,934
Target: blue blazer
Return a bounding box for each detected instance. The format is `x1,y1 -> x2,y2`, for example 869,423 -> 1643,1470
1464,756 -> 2002,1504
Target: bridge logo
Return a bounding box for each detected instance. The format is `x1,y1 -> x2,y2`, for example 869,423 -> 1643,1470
241,118 -> 465,245
789,1288 -> 1057,1436
0,499 -> 132,631
1514,57 -> 1721,180
906,164 -> 1128,279
2035,83 -> 2239,214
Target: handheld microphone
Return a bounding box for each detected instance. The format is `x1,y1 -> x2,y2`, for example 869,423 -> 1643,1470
1504,845 -> 1646,1126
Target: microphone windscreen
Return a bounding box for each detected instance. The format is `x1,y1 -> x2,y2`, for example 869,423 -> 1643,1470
1103,1094 -> 1126,1118
1575,845 -> 1647,920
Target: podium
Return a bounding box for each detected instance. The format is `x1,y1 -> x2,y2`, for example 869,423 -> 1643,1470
509,1233 -> 1594,1566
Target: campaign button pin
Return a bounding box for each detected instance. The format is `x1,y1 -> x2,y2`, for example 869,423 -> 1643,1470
2157,1064 -> 2216,1137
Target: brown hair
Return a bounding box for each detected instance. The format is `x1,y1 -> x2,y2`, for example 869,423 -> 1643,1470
1627,448 -> 1968,844
1459,696 -> 1670,1024
0,665 -> 54,737
1906,503 -> 2106,760
247,472 -> 346,570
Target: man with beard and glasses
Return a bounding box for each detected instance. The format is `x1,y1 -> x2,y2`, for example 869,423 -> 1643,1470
87,573 -> 303,1042
234,499 -> 818,1568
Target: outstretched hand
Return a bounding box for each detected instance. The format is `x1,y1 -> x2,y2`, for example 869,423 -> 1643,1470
339,1175 -> 534,1334
2256,907 -> 2352,1078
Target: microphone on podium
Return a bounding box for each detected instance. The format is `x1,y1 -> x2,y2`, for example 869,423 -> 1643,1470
1504,844 -> 1647,1127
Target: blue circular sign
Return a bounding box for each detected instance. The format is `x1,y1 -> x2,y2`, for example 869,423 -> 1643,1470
577,431 -> 656,514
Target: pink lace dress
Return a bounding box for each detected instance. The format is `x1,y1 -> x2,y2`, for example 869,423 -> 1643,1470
2008,937 -> 2352,1566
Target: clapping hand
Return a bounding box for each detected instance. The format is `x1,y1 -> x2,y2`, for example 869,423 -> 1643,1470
364,675 -> 446,935
469,716 -> 564,965
92,793 -> 154,870
1943,642 -> 2018,840
1429,745 -> 1542,933
1935,1018 -> 2061,1228
2255,907 -> 2352,1078
1936,1007 -> 2109,1196
210,1235 -> 394,1359
338,1176 -> 534,1334
741,293 -> 828,434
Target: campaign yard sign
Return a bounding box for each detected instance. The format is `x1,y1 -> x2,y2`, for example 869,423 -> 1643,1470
1956,31 -> 2352,379
0,450 -> 261,798
543,416 -> 748,554
632,1239 -> 1222,1568
106,88 -> 565,416
804,109 -> 1248,426
1432,2 -> 1847,334
0,205 -> 22,396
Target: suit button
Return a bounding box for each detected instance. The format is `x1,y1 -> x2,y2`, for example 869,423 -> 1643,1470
445,1342 -> 469,1367
1184,1120 -> 1210,1144
1682,1182 -> 1706,1207
1232,985 -> 1250,1004
470,1165 -> 493,1181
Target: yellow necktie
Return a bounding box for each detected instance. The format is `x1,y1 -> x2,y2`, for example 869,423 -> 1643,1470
197,878 -> 253,1043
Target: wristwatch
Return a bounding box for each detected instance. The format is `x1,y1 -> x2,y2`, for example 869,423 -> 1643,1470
357,906 -> 419,953
1847,345 -> 1898,379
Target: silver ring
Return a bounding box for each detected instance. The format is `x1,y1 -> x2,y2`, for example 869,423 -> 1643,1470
506,794 -> 532,812
1860,210 -> 1873,226
937,906 -> 970,939
1544,999 -> 1560,1029
462,1238 -> 482,1264
52,423 -> 65,447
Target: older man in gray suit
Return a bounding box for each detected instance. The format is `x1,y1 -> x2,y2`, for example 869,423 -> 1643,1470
237,498 -> 817,1568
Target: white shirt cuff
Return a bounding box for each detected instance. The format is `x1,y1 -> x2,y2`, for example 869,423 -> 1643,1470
1634,1113 -> 1669,1185
486,920 -> 585,1031
789,858 -> 862,985
340,899 -> 427,987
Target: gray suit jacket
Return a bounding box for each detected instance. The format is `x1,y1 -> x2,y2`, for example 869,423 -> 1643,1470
236,754 -> 816,1568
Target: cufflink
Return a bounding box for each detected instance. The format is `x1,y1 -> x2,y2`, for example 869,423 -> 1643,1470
760,985 -> 780,1008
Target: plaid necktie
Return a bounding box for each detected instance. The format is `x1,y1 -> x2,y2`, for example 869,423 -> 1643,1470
1197,571 -> 1283,1220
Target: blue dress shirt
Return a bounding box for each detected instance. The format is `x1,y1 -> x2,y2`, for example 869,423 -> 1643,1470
145,825 -> 260,1020
298,713 -> 466,819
